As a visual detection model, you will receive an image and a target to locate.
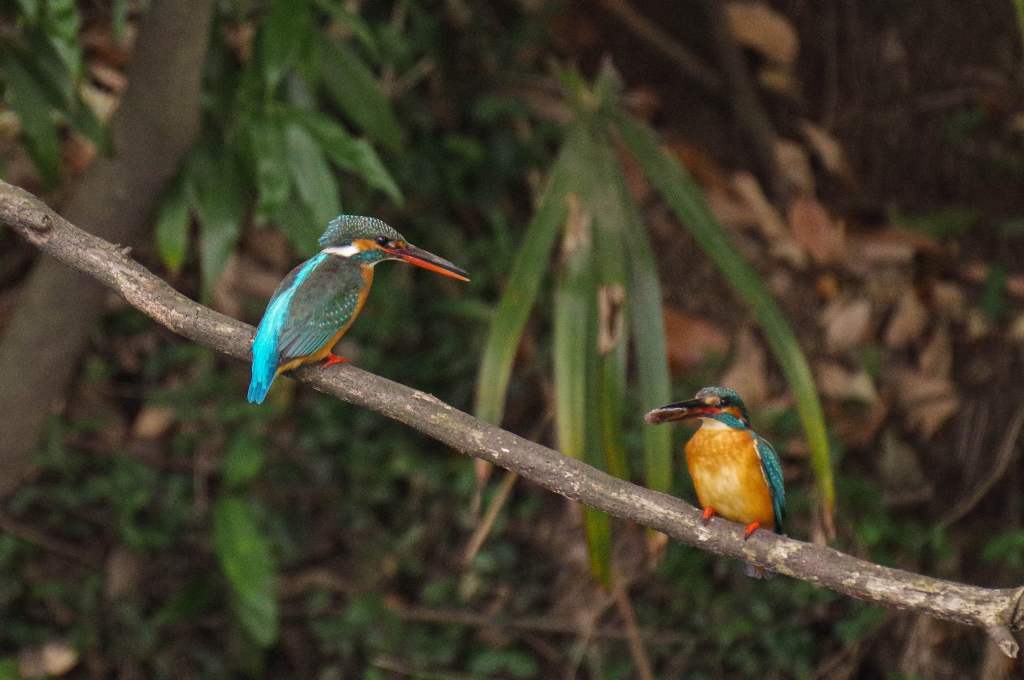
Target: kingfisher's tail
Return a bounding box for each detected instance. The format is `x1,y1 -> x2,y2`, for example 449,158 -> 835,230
247,368 -> 274,404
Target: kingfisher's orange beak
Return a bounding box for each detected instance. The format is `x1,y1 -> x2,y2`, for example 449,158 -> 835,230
385,244 -> 470,282
644,398 -> 721,424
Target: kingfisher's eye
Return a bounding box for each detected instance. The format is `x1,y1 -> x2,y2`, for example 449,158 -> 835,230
376,236 -> 389,246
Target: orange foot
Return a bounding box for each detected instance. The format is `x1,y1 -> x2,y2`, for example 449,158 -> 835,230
743,521 -> 761,540
322,353 -> 350,367
702,507 -> 716,524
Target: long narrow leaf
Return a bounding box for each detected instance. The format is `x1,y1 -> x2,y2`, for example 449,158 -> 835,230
473,141 -> 574,424
552,190 -> 611,586
317,35 -> 404,152
615,111 -> 835,518
186,146 -> 247,302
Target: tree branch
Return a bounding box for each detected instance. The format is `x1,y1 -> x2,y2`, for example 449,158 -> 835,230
2,179 -> 1022,658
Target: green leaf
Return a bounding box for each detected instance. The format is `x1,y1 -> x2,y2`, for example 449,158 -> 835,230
0,657 -> 17,680
111,0 -> 128,43
213,496 -> 278,646
260,0 -> 312,91
289,108 -> 403,204
154,176 -> 191,273
473,142 -> 573,424
2,53 -> 61,185
245,114 -> 291,219
615,111 -> 835,517
317,35 -> 404,151
285,122 -> 341,234
14,0 -> 38,21
41,0 -> 82,78
186,146 -> 248,301
551,164 -> 610,586
222,431 -> 266,490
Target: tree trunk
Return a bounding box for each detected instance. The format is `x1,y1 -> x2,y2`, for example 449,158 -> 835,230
0,0 -> 215,496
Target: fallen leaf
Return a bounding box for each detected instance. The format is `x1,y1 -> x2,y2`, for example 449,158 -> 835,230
816,360 -> 878,403
667,139 -> 730,193
720,328 -> 768,407
725,1 -> 799,65
884,289 -> 929,348
931,281 -> 966,319
732,172 -> 807,267
892,369 -> 960,439
617,143 -> 650,203
706,187 -> 758,230
19,641 -> 78,677
774,138 -> 815,196
848,228 -> 940,266
1008,313 -> 1024,343
105,546 -> 142,601
877,429 -> 933,505
965,308 -> 991,340
758,63 -> 801,98
919,325 -> 952,378
821,297 -> 872,352
132,406 -> 176,440
662,306 -> 730,374
799,120 -> 855,184
788,196 -> 845,264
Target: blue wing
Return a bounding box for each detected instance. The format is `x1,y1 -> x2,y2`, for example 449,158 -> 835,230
247,253 -> 328,404
754,434 -> 786,534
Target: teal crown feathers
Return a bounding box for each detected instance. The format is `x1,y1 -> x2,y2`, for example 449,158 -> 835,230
319,215 -> 405,249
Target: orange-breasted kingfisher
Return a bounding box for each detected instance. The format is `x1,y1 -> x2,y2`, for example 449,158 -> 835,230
247,215 -> 469,404
645,386 -> 785,577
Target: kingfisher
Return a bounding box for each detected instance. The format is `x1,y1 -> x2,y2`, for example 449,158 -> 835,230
645,386 -> 785,578
247,215 -> 469,404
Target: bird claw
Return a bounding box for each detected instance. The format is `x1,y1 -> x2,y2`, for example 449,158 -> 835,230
743,521 -> 761,540
702,507 -> 715,524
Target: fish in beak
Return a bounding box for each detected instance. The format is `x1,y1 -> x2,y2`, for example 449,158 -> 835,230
644,398 -> 723,425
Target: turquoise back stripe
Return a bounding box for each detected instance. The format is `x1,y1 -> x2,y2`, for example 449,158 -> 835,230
247,253 -> 328,403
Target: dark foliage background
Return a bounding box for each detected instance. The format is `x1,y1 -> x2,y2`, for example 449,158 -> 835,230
2,1 -> 1024,677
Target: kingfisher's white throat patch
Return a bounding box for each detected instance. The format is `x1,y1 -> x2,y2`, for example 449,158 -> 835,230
324,244 -> 362,258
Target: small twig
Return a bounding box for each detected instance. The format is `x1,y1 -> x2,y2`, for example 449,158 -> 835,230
611,580 -> 654,680
463,469 -> 519,564
941,403 -> 1024,527
393,604 -> 686,645
0,513 -> 100,566
596,0 -> 722,94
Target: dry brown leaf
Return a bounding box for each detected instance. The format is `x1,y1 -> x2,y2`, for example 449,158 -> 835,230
893,369 -> 960,439
597,284 -> 626,355
617,142 -> 650,203
919,325 -> 952,378
105,546 -> 142,601
931,281 -> 966,319
720,328 -> 768,407
799,120 -> 854,183
1008,313 -> 1024,343
732,172 -> 807,267
821,297 -> 872,352
965,308 -> 991,340
849,229 -> 940,265
668,139 -> 730,193
132,406 -> 176,440
706,187 -> 759,230
774,138 -> 815,196
884,289 -> 929,348
662,306 -> 730,374
19,641 -> 79,677
725,1 -> 799,65
788,196 -> 845,264
816,360 -> 878,403
758,64 -> 801,98
878,429 -> 933,506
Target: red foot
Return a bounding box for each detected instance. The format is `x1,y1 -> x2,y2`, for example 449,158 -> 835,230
743,521 -> 761,540
702,507 -> 716,524
322,353 -> 350,367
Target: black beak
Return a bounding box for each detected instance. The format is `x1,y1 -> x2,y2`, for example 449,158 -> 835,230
644,398 -> 720,425
385,244 -> 470,282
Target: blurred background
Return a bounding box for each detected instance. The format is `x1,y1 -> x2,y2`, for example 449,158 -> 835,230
2,0 -> 1024,677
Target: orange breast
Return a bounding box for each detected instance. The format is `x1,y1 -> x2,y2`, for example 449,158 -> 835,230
684,425 -> 774,528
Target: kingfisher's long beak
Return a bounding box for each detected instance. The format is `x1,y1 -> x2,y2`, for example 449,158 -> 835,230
386,244 -> 470,282
644,399 -> 720,424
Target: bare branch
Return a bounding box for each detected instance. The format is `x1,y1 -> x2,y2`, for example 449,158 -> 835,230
2,179 -> 1022,658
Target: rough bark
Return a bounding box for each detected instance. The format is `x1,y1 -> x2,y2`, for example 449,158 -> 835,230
2,179 -> 1023,658
0,0 -> 215,495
